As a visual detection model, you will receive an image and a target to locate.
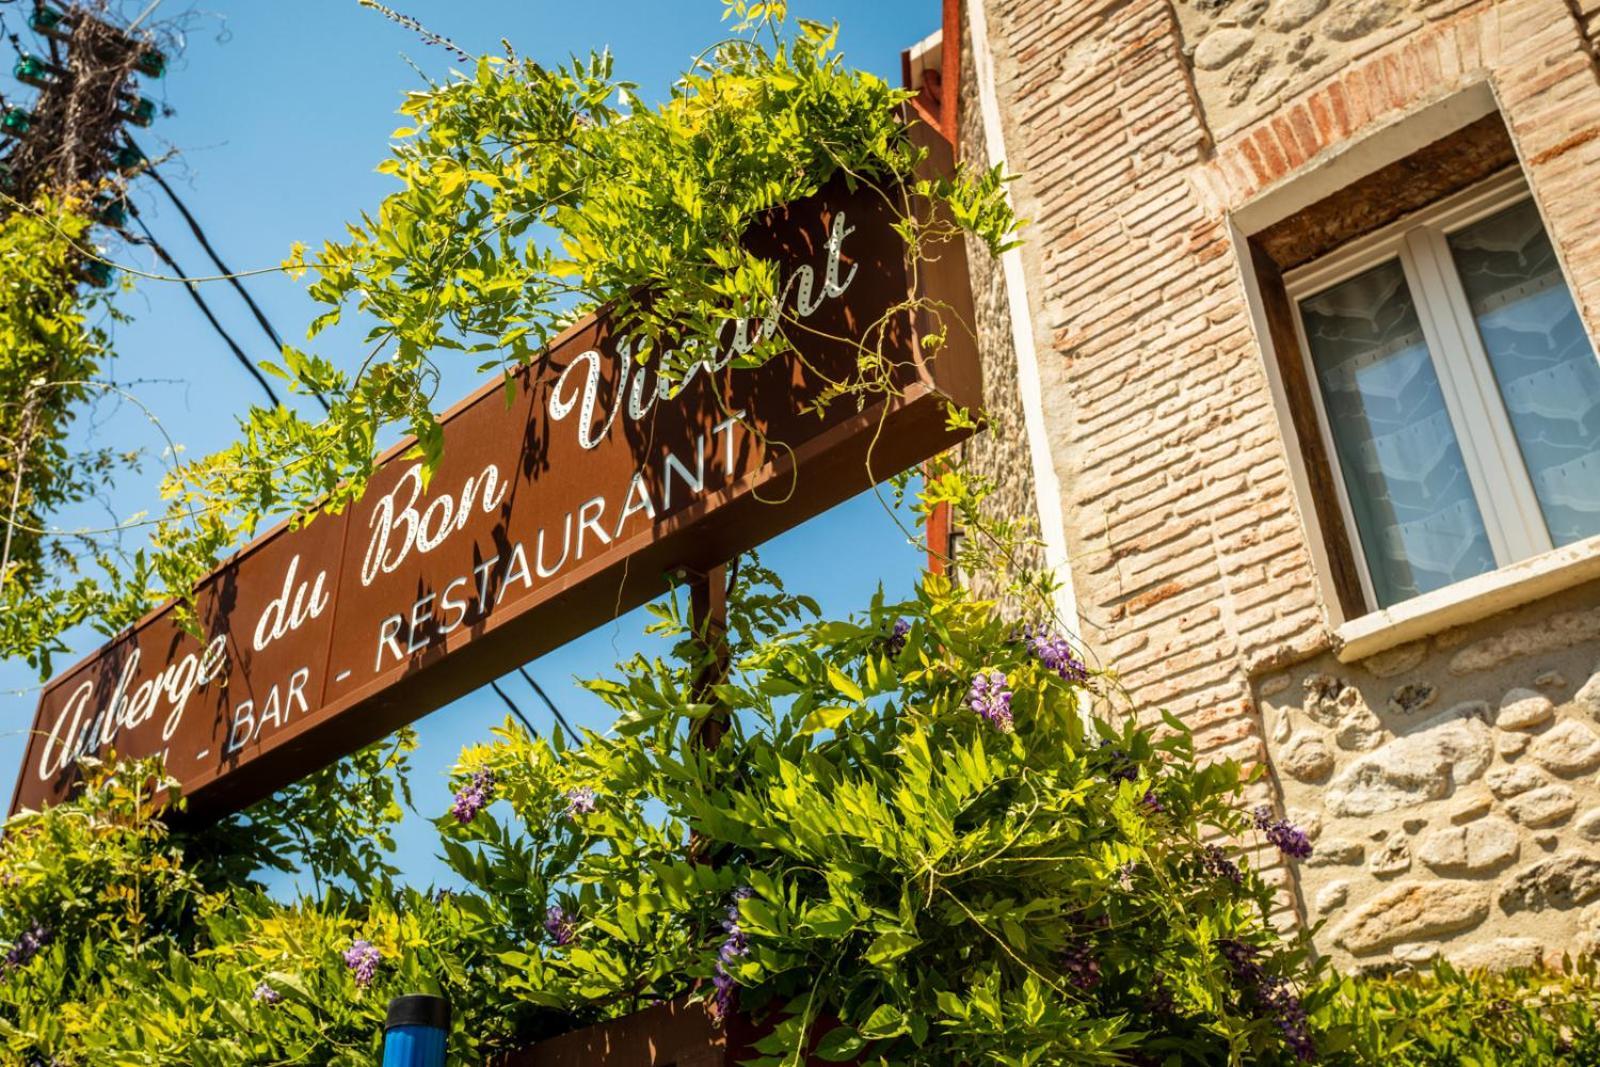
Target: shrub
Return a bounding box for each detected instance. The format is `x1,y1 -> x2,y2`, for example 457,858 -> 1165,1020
0,550 -> 1329,1065
1311,961 -> 1600,1065
442,558 -> 1321,1065
5,553 -> 1599,1064
0,747 -> 536,1064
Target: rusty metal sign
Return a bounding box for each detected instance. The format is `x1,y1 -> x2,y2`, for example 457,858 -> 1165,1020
10,151 -> 981,819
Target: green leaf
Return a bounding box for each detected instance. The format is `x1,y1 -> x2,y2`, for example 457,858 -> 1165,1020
814,1026 -> 867,1062
799,705 -> 853,736
859,1003 -> 906,1039
864,929 -> 920,966
825,665 -> 863,703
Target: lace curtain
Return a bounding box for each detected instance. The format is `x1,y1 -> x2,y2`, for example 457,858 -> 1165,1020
1448,198 -> 1600,548
1300,260 -> 1495,608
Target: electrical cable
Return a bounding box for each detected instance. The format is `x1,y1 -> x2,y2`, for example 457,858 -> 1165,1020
516,665 -> 579,738
488,679 -> 539,737
131,143 -> 331,413
127,205 -> 282,407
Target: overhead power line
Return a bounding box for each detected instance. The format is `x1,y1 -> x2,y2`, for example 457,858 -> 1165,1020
488,679 -> 538,737
127,204 -> 282,407
517,665 -> 579,738
131,143 -> 331,414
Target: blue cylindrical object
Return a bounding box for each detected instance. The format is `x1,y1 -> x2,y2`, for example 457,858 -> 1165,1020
381,994 -> 450,1067
382,1025 -> 445,1066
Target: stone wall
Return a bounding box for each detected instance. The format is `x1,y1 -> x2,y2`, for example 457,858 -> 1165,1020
951,24 -> 1047,606
974,0 -> 1600,963
1259,578 -> 1600,970
1171,0 -> 1491,138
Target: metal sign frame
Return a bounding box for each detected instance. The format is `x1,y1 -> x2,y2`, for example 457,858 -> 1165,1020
9,133 -> 980,819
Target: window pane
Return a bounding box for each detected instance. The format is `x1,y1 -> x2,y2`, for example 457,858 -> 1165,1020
1448,199 -> 1600,547
1300,260 -> 1495,608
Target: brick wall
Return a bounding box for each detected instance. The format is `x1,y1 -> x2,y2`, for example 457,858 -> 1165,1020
974,0 -> 1600,960
982,0 -> 1322,766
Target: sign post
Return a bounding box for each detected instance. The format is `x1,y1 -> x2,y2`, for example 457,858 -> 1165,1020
687,564 -> 731,751
10,134 -> 981,821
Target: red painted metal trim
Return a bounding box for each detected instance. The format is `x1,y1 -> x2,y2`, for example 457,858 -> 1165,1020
942,0 -> 961,146
911,1 -> 964,577
899,0 -> 961,149
926,497 -> 953,576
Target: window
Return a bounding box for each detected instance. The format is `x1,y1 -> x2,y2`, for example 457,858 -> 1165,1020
1285,173 -> 1600,612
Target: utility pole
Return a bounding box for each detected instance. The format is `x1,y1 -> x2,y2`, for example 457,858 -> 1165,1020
2,2 -> 168,230
0,2 -> 169,598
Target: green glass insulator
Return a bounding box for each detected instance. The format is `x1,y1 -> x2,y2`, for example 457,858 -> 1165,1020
80,261 -> 114,288
94,197 -> 127,227
27,9 -> 67,36
135,49 -> 166,78
112,144 -> 144,171
1,108 -> 33,136
121,97 -> 157,127
14,54 -> 59,89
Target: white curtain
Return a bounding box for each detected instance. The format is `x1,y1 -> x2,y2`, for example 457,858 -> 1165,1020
1449,199 -> 1600,547
1301,259 -> 1495,607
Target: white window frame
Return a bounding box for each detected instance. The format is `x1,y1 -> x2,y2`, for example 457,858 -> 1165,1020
1283,169 -> 1573,614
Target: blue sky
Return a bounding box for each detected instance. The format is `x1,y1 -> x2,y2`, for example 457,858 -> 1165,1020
0,0 -> 942,886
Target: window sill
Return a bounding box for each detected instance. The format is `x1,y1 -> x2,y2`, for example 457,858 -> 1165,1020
1334,536 -> 1600,663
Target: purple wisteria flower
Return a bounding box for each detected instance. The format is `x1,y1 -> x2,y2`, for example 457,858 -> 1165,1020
1018,624 -> 1088,682
1096,740 -> 1138,784
450,768 -> 497,824
342,939 -> 381,988
1144,981 -> 1176,1017
1060,942 -> 1100,991
1140,789 -> 1165,814
710,887 -> 755,1022
884,618 -> 911,656
1268,983 -> 1315,1062
1218,938 -> 1260,978
563,787 -> 598,819
1253,806 -> 1313,861
966,670 -> 1014,733
1217,939 -> 1314,1061
252,982 -> 282,1005
1201,844 -> 1243,885
544,905 -> 575,947
2,923 -> 50,974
